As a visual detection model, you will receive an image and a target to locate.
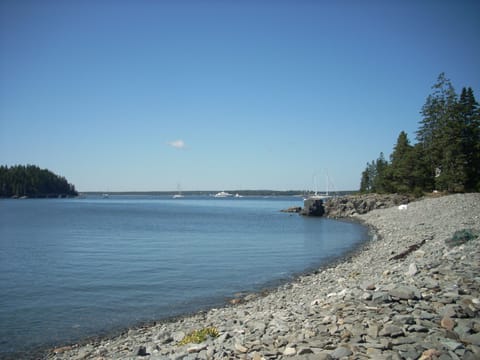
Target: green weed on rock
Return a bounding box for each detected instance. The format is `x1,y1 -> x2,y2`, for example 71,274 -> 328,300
178,327 -> 220,346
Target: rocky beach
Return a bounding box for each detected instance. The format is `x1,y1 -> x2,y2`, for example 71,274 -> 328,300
48,193 -> 480,360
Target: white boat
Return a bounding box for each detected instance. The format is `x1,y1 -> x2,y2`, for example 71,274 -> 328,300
172,183 -> 185,199
305,193 -> 331,201
234,193 -> 243,198
214,191 -> 233,198
304,173 -> 333,201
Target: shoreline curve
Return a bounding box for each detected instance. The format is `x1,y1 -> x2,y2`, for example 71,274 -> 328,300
41,193 -> 480,359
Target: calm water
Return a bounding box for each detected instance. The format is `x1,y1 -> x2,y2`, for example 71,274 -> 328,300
0,196 -> 368,356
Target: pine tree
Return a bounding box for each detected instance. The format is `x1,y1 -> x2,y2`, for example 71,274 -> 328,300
416,73 -> 458,191
438,108 -> 467,192
359,165 -> 371,193
458,87 -> 480,190
373,152 -> 390,193
410,143 -> 434,194
389,131 -> 414,193
359,73 -> 478,195
360,161 -> 375,193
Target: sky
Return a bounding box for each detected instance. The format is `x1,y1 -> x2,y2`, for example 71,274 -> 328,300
1,0 -> 479,192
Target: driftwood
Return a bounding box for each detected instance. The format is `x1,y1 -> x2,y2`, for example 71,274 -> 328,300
389,237 -> 430,261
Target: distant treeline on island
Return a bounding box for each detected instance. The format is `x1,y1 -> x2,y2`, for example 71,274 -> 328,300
0,165 -> 78,198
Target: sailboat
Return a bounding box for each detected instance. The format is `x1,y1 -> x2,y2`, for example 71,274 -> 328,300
172,183 -> 185,199
304,174 -> 332,201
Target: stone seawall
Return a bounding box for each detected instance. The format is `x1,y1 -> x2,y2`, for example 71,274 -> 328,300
48,194 -> 480,360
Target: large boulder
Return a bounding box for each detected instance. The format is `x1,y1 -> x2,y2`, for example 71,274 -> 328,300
301,199 -> 325,216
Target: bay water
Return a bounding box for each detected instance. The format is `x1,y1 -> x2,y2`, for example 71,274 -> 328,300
0,195 -> 368,356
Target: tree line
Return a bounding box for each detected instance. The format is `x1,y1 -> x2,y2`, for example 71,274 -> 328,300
360,73 -> 480,196
0,165 -> 78,198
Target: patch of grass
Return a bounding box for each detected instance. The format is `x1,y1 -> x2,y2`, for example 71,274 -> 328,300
178,327 -> 220,346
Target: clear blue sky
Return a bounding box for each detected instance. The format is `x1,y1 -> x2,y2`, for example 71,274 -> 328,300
1,0 -> 479,192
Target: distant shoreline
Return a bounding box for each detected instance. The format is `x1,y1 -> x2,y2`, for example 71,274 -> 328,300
1,194 -> 78,199
79,190 -> 358,197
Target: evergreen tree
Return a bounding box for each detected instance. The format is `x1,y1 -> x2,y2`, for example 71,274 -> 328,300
372,152 -> 390,193
360,161 -> 378,193
437,103 -> 467,192
416,73 -> 458,191
360,154 -> 390,193
389,131 -> 414,193
410,143 -> 434,194
358,73 -> 478,195
458,87 -> 480,190
360,162 -> 374,193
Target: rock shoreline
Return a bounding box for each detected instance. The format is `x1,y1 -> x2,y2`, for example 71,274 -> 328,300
47,194 -> 479,360
323,194 -> 413,219
300,194 -> 413,218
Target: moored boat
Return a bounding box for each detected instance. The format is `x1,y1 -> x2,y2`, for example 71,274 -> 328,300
214,191 -> 233,198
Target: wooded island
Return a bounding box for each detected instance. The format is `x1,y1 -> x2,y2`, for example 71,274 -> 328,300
0,165 -> 78,198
